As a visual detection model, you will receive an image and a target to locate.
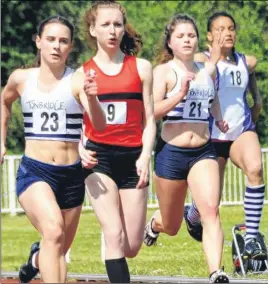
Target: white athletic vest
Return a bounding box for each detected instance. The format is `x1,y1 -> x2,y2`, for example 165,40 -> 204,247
208,52 -> 253,141
163,61 -> 215,124
21,67 -> 83,142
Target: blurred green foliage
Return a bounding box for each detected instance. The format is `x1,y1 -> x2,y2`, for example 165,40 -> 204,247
1,0 -> 267,151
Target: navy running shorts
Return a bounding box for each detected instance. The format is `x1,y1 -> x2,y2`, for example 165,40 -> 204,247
212,129 -> 256,160
154,137 -> 218,180
212,141 -> 234,160
16,155 -> 85,209
83,139 -> 147,189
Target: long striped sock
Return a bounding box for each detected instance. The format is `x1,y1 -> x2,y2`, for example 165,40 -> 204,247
244,184 -> 265,243
187,202 -> 201,226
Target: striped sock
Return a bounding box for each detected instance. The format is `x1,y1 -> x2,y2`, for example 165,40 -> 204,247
244,184 -> 265,243
187,202 -> 201,226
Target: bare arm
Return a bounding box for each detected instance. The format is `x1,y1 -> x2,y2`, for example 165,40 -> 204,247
210,91 -> 229,133
245,56 -> 262,122
1,69 -> 22,163
210,92 -> 223,122
134,58 -> 156,189
248,71 -> 262,122
246,55 -> 257,74
248,71 -> 262,106
153,64 -> 192,120
137,58 -> 156,160
73,70 -> 106,132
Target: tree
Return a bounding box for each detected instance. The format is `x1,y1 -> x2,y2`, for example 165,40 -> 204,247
1,0 -> 267,152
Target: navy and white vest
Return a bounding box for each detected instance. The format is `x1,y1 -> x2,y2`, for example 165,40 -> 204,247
163,61 -> 215,124
21,67 -> 83,142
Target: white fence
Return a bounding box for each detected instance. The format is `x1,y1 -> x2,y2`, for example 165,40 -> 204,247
1,150 -> 268,215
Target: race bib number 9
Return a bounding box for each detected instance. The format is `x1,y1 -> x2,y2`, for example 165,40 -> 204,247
33,109 -> 66,134
183,100 -> 209,120
101,101 -> 127,124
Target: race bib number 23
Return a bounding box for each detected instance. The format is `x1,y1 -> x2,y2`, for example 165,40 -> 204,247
33,109 -> 66,134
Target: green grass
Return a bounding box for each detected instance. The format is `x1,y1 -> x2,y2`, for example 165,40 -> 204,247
2,206 -> 268,279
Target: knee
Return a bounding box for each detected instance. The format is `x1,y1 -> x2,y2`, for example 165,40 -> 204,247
104,227 -> 124,250
125,248 -> 139,258
200,204 -> 219,222
42,221 -> 65,245
125,239 -> 143,258
245,163 -> 263,183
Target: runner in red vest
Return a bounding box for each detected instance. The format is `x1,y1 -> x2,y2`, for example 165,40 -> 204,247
79,1 -> 156,283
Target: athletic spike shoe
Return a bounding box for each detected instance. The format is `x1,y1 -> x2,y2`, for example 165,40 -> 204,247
209,268 -> 229,283
184,205 -> 203,242
244,237 -> 267,261
143,216 -> 159,246
19,242 -> 40,283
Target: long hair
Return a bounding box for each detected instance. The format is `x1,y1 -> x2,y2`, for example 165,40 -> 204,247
156,14 -> 199,64
83,0 -> 143,55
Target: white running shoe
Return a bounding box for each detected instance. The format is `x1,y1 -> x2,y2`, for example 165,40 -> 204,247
143,216 -> 159,246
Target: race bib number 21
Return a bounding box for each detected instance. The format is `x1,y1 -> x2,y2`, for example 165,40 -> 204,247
183,100 -> 209,120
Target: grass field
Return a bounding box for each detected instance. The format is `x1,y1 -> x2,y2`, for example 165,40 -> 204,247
2,205 -> 268,280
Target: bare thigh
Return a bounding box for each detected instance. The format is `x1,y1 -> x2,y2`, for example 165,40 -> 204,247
19,181 -> 64,235
85,172 -> 122,234
154,173 -> 188,236
229,131 -> 263,185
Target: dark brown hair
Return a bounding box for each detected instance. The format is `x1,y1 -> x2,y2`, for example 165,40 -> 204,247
32,15 -> 74,67
83,0 -> 143,55
156,14 -> 199,64
207,11 -> 236,55
207,11 -> 236,32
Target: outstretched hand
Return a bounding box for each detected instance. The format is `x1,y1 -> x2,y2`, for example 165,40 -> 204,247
208,31 -> 225,64
79,143 -> 98,169
136,155 -> 150,189
215,120 -> 229,133
84,69 -> 98,98
180,72 -> 196,96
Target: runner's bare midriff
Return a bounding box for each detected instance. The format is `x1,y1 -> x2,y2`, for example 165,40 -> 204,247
161,122 -> 210,148
25,140 -> 80,165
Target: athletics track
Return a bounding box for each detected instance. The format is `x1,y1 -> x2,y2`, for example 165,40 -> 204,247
1,271 -> 268,283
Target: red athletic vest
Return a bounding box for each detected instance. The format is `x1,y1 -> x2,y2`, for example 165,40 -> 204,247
83,55 -> 144,147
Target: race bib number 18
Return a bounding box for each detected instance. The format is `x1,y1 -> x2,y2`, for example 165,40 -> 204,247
226,68 -> 246,88
101,101 -> 127,124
